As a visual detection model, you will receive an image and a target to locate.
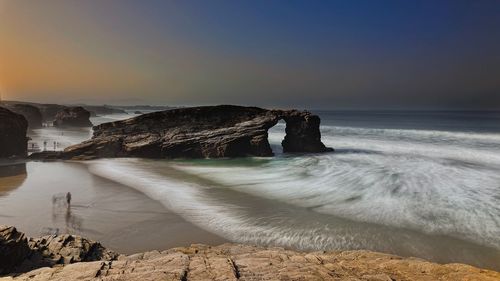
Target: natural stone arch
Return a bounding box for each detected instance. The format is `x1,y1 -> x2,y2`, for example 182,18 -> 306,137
31,105 -> 333,160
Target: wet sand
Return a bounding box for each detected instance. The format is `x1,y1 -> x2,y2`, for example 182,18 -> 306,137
0,161 -> 226,254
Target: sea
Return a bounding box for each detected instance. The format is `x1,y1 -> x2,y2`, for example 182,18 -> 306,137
1,110 -> 499,270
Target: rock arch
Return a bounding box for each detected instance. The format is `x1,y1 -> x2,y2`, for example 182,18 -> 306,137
32,105 -> 333,160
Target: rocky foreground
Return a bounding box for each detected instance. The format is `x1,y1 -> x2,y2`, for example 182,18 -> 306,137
1,226 -> 499,281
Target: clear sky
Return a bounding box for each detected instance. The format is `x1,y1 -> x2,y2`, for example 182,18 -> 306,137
0,0 -> 499,109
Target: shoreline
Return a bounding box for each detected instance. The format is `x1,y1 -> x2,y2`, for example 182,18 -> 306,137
0,161 -> 227,255
1,159 -> 500,272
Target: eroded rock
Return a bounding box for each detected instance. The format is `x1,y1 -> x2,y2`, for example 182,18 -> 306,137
2,243 -> 499,281
0,108 -> 28,158
37,105 -> 332,160
0,226 -> 31,275
0,225 -> 117,276
53,107 -> 93,127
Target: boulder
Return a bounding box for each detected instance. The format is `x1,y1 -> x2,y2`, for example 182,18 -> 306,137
0,108 -> 28,158
27,234 -> 118,265
42,105 -> 332,160
53,107 -> 93,127
0,225 -> 118,275
0,226 -> 31,275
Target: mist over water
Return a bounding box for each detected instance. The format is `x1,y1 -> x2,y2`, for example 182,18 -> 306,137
86,111 -> 500,270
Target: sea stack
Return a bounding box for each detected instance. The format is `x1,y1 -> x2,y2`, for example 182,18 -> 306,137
38,105 -> 333,160
0,107 -> 28,158
53,106 -> 93,127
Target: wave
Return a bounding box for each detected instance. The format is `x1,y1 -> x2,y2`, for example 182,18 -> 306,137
85,124 -> 500,268
169,125 -> 500,250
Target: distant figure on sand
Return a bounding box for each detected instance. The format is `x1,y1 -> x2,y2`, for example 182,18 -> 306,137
43,141 -> 47,151
66,192 -> 72,207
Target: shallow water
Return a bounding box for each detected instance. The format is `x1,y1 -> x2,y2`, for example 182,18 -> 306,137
1,110 -> 500,270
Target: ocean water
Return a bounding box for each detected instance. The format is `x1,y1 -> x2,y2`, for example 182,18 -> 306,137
2,110 -> 500,269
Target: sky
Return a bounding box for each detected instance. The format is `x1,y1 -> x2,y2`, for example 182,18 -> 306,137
0,0 -> 499,109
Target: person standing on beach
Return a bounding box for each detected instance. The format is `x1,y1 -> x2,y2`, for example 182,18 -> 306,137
66,192 -> 72,207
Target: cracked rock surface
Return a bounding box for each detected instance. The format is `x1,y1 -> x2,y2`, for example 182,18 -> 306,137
2,242 -> 499,281
0,226 -> 117,276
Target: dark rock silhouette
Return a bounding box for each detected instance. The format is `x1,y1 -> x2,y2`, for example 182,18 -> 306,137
32,104 -> 67,122
33,105 -> 333,160
1,104 -> 43,128
0,225 -> 118,275
53,107 -> 93,127
0,108 -> 28,158
0,226 -> 31,275
1,101 -> 128,123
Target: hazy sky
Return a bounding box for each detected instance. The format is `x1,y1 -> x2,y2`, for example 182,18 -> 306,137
1,0 -> 499,109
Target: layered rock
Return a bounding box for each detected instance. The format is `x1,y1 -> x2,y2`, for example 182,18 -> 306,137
53,107 -> 93,127
42,105 -> 332,160
0,226 -> 117,275
0,108 -> 28,158
0,227 -> 31,275
1,104 -> 43,128
2,241 -> 499,280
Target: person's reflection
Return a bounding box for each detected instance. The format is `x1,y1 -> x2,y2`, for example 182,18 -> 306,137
48,192 -> 82,235
0,163 -> 27,195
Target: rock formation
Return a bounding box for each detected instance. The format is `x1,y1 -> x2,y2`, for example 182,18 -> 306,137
0,108 -> 28,158
39,105 -> 332,160
1,104 -> 43,128
1,226 -> 499,280
0,226 -> 31,275
53,107 -> 93,127
0,226 -> 117,276
30,104 -> 66,122
1,101 -> 129,123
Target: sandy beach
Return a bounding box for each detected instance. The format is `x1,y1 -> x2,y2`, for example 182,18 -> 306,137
0,161 -> 226,254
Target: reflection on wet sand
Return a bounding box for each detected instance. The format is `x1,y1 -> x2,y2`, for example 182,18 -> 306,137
46,192 -> 83,236
0,161 -> 226,254
0,163 -> 27,194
